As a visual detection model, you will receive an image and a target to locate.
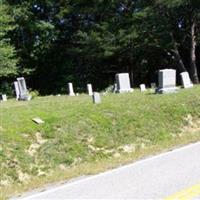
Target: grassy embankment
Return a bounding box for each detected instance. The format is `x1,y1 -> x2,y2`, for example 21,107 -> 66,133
0,86 -> 200,199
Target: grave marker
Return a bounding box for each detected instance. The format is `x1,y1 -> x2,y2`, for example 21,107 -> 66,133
87,84 -> 93,96
68,83 -> 75,96
157,69 -> 178,94
17,77 -> 31,100
115,73 -> 133,93
0,94 -> 7,101
14,81 -> 20,100
140,84 -> 146,92
180,72 -> 193,89
93,92 -> 101,104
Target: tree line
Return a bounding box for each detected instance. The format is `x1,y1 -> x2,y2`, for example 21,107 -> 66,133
0,0 -> 199,95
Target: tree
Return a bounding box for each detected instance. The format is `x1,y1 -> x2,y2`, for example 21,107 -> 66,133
0,2 -> 18,78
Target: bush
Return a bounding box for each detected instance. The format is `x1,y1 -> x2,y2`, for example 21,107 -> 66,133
29,90 -> 39,98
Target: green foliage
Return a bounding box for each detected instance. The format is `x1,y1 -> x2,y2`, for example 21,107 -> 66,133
0,3 -> 18,78
1,0 -> 200,92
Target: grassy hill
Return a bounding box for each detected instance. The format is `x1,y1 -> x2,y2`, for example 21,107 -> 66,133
1,87 -> 200,199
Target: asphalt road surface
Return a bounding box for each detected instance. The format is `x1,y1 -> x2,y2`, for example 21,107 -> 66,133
17,142 -> 200,199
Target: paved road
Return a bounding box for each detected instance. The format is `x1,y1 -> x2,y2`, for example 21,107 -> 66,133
17,142 -> 200,199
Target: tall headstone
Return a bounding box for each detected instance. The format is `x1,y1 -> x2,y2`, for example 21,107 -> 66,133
140,84 -> 146,92
17,77 -> 31,100
68,83 -> 75,96
180,72 -> 193,89
14,81 -> 20,100
115,73 -> 133,93
157,69 -> 178,94
87,84 -> 93,96
0,94 -> 7,101
92,92 -> 101,104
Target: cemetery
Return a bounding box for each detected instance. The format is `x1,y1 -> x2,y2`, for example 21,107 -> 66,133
0,78 -> 200,198
0,0 -> 200,198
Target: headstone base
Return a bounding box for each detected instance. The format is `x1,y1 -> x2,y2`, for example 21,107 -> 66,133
156,87 -> 179,94
117,88 -> 134,93
69,93 -> 75,96
19,95 -> 32,101
181,83 -> 193,89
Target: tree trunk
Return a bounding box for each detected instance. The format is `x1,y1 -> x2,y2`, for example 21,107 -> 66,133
190,19 -> 199,84
170,32 -> 187,73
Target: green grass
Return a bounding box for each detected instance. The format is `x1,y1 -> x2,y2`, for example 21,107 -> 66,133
0,86 -> 200,199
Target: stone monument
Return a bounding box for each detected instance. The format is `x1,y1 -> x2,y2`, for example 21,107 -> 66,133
0,94 -> 7,101
92,92 -> 101,104
87,84 -> 93,96
16,77 -> 31,100
140,84 -> 146,92
180,72 -> 193,89
115,73 -> 133,93
14,81 -> 20,100
68,83 -> 75,96
157,69 -> 178,94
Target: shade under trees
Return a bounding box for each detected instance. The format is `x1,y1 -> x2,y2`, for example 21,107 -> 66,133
0,0 -> 199,94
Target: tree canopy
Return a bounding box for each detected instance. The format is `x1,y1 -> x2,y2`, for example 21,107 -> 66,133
0,0 -> 199,94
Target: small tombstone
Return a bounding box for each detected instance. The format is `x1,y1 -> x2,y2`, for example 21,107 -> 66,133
140,84 -> 146,92
180,72 -> 193,89
87,84 -> 93,96
14,81 -> 20,100
92,92 -> 101,104
32,118 -> 45,124
157,69 -> 178,94
150,83 -> 156,93
115,73 -> 133,93
151,83 -> 156,89
0,94 -> 7,101
113,83 -> 118,93
16,77 -> 31,100
68,83 -> 75,96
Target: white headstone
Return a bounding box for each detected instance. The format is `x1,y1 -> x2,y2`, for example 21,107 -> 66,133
17,77 -> 31,100
0,94 -> 7,101
140,84 -> 146,92
180,72 -> 193,89
14,81 -> 20,100
115,73 -> 133,93
87,84 -> 93,96
68,83 -> 75,96
157,69 -> 178,94
92,92 -> 101,104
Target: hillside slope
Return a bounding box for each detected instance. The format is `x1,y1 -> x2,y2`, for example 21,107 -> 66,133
0,87 -> 200,199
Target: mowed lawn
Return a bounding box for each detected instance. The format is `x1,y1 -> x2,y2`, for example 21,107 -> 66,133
0,87 -> 200,199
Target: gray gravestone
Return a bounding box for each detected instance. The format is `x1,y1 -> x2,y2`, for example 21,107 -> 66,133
87,84 -> 93,96
115,73 -> 133,93
180,72 -> 193,89
157,69 -> 178,94
151,83 -> 156,89
0,94 -> 7,101
68,83 -> 75,96
140,84 -> 146,92
17,77 -> 31,100
92,92 -> 101,104
150,83 -> 156,93
14,81 -> 20,100
113,83 -> 118,93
